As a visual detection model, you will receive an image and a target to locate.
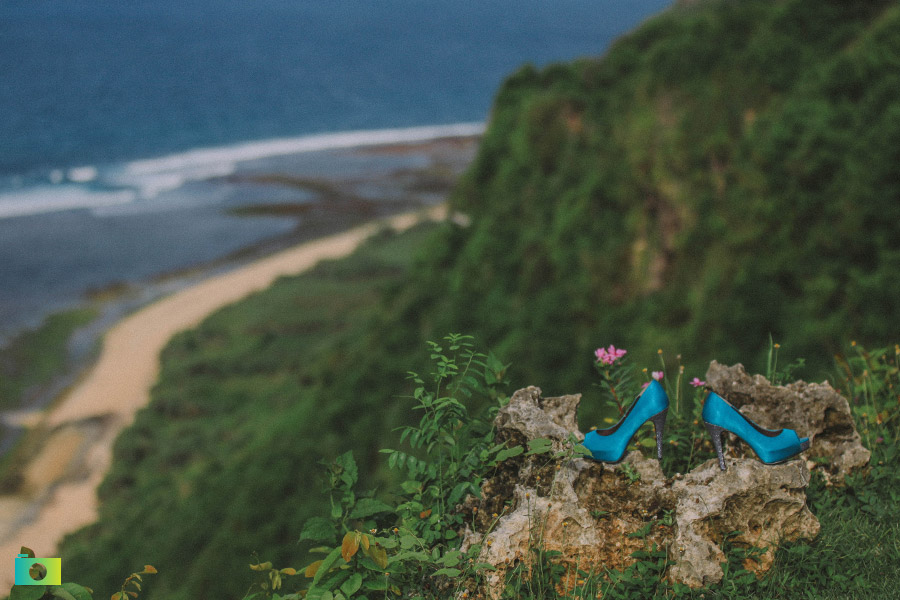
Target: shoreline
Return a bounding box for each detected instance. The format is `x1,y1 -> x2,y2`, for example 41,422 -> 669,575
0,204 -> 453,589
0,130 -> 480,349
0,123 -> 485,221
0,133 -> 479,417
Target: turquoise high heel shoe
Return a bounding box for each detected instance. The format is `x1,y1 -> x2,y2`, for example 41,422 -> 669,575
583,379 -> 669,462
702,391 -> 810,471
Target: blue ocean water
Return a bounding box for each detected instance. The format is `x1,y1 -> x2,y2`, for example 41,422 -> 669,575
1,0 -> 669,176
0,0 -> 671,340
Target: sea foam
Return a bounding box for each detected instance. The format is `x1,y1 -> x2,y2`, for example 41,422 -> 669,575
0,186 -> 136,219
120,122 -> 485,197
0,123 -> 485,220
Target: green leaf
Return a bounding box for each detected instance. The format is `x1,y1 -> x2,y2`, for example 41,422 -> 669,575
340,573 -> 362,596
449,482 -> 470,505
50,586 -> 78,600
400,480 -> 421,495
300,517 -> 336,542
336,451 -> 358,487
355,555 -> 383,572
350,498 -> 394,519
390,550 -> 430,563
376,536 -> 398,549
320,571 -> 350,592
627,523 -> 653,539
573,444 -> 592,457
526,438 -> 553,455
9,586 -> 47,600
440,551 -> 461,567
363,578 -> 388,591
60,584 -> 93,600
313,547 -> 344,587
495,446 -> 524,462
433,568 -> 461,577
399,535 -> 417,549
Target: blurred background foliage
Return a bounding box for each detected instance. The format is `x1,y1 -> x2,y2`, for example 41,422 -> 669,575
58,1 -> 900,598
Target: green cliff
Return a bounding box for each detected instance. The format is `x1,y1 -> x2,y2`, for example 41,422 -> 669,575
407,0 -> 900,385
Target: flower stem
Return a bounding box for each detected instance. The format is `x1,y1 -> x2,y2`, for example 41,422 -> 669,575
611,388 -> 625,415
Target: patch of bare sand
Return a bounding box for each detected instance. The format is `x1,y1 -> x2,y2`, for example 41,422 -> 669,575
0,206 -> 447,589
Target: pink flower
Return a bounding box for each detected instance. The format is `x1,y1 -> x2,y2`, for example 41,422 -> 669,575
594,345 -> 627,366
689,377 -> 706,387
652,371 -> 664,381
640,381 -> 650,390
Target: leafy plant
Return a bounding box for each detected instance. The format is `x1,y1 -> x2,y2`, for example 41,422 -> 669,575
765,336 -> 806,386
619,462 -> 641,485
593,345 -> 640,416
294,335 -> 509,600
111,566 -> 157,600
599,544 -> 670,600
383,334 -> 512,546
835,341 -> 900,445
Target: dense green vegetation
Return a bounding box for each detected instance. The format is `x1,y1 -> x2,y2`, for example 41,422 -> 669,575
412,0 -> 900,390
52,0 -> 900,599
0,307 -> 97,412
0,306 -> 97,463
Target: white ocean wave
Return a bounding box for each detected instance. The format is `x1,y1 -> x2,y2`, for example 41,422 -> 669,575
124,122 -> 485,178
67,165 -> 98,183
0,122 -> 485,219
0,185 -> 136,219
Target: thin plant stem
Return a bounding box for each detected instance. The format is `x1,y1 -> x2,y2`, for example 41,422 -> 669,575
609,383 -> 624,415
675,364 -> 684,415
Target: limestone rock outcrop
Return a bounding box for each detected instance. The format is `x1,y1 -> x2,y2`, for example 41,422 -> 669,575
667,457 -> 819,587
705,361 -> 870,479
459,383 -> 824,598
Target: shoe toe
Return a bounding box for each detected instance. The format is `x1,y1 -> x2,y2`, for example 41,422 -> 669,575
799,437 -> 810,452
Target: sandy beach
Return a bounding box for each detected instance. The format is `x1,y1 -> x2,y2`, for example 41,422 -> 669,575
0,204 -> 450,590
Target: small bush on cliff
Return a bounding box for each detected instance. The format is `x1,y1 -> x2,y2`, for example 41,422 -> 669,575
292,335 -> 512,600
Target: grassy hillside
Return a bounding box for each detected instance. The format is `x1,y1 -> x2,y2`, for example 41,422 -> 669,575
56,1 -> 900,599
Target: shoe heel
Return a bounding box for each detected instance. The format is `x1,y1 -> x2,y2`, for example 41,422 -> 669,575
649,409 -> 668,461
705,422 -> 728,471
